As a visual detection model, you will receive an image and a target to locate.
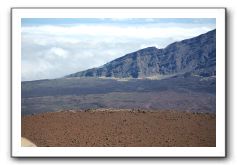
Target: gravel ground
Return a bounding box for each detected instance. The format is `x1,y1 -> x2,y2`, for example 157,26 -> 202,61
22,110 -> 216,147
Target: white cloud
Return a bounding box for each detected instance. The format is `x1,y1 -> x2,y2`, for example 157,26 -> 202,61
21,22 -> 215,81
22,24 -> 214,39
48,47 -> 68,59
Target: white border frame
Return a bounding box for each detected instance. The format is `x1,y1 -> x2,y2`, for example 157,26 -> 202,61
11,8 -> 226,157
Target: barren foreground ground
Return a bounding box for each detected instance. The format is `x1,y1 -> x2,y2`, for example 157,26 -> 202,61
22,110 -> 216,147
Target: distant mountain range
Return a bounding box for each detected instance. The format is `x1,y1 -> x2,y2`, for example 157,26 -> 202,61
22,29 -> 216,115
66,29 -> 216,79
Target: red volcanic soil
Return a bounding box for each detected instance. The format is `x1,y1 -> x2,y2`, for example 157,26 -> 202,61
21,110 -> 216,147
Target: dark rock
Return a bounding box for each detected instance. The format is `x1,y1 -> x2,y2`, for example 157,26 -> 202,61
65,29 -> 216,78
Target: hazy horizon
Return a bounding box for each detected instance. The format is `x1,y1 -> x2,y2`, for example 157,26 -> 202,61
22,18 -> 216,81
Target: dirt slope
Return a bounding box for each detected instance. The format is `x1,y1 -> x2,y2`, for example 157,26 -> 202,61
22,110 -> 216,147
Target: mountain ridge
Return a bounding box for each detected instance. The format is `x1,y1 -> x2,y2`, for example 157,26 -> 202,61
65,29 -> 216,79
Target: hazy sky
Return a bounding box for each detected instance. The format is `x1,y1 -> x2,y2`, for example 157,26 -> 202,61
21,18 -> 216,81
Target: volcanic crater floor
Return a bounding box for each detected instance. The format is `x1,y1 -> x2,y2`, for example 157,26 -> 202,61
22,109 -> 216,147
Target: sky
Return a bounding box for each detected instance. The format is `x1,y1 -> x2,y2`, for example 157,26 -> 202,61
21,18 -> 216,81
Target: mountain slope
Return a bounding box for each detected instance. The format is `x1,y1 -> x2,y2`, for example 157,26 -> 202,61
66,29 -> 216,78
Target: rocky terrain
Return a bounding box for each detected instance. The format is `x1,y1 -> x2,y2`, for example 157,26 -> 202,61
21,75 -> 216,115
22,110 -> 216,147
21,30 -> 217,147
66,29 -> 216,78
21,30 -> 216,115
